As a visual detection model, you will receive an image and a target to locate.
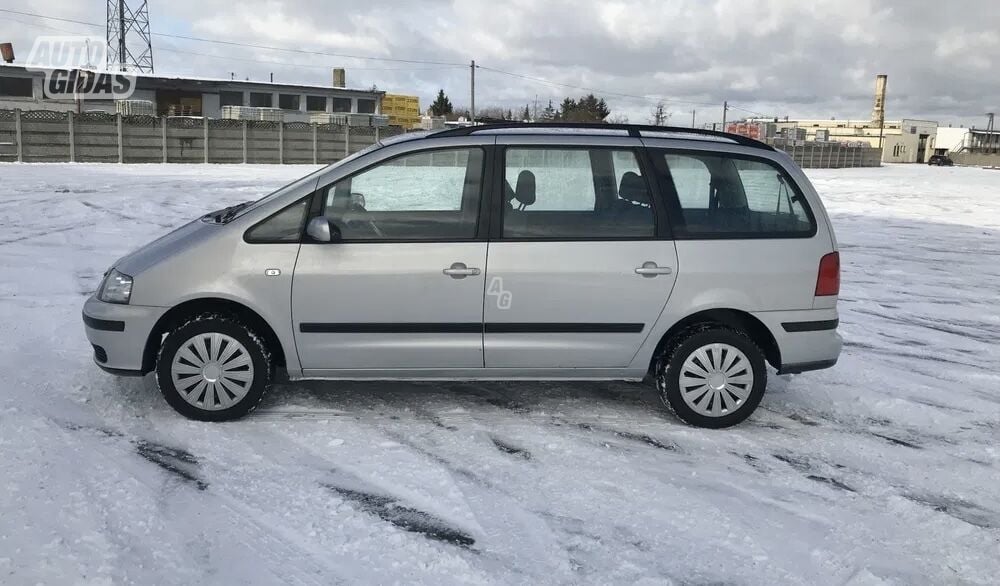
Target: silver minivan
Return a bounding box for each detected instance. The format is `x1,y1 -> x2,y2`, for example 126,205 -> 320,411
82,123 -> 841,428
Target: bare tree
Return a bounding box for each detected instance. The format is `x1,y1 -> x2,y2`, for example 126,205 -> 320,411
475,106 -> 511,121
648,101 -> 671,126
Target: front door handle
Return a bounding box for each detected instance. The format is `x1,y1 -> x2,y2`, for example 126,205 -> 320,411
443,262 -> 481,279
635,261 -> 673,277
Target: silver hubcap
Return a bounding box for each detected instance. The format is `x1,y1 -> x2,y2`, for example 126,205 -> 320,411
171,333 -> 255,411
678,343 -> 754,417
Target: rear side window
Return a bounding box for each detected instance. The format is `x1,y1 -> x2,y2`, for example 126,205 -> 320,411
660,152 -> 815,238
502,148 -> 655,239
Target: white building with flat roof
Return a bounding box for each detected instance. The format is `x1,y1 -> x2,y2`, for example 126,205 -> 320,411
0,64 -> 383,120
748,117 -> 938,163
934,126 -> 1000,154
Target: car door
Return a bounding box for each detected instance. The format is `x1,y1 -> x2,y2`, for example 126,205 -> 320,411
292,144 -> 491,372
483,136 -> 678,369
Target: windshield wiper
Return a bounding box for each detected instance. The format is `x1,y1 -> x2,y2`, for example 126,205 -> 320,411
207,201 -> 254,223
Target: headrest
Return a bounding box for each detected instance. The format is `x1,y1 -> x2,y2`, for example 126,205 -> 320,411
515,170 -> 536,207
618,172 -> 650,206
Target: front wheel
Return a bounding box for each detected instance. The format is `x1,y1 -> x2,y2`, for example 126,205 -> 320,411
655,327 -> 767,428
155,313 -> 272,421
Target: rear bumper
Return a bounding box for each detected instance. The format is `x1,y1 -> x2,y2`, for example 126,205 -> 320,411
82,296 -> 166,375
752,308 -> 842,375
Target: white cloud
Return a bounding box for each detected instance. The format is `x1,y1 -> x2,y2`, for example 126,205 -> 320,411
1,0 -> 998,125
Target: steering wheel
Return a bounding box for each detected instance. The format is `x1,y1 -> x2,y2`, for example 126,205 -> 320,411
341,194 -> 384,237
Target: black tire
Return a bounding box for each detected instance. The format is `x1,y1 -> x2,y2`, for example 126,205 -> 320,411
155,313 -> 272,421
655,326 -> 767,429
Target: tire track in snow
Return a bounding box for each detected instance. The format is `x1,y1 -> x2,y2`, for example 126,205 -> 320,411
320,482 -> 476,549
199,425 -> 523,581
44,414 -> 350,586
250,417 -> 584,581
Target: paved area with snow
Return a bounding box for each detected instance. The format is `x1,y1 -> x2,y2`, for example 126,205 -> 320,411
0,163 -> 997,585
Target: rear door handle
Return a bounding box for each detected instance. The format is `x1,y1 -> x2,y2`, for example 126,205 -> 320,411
443,262 -> 481,279
635,261 -> 673,277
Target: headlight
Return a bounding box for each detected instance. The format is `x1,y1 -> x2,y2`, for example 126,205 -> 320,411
98,269 -> 133,304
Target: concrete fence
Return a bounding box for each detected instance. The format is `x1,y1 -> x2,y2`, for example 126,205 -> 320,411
0,109 -> 403,164
951,152 -> 1000,168
770,141 -> 883,168
0,109 -> 886,169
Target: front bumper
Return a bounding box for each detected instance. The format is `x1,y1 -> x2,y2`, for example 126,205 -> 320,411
752,308 -> 842,375
82,296 -> 167,375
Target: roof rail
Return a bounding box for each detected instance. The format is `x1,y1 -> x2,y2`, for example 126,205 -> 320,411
432,122 -> 774,151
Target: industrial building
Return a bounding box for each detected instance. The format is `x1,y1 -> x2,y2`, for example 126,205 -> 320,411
736,75 -> 940,164
750,118 -> 939,163
934,126 -> 1000,153
0,64 -> 383,122
743,117 -> 938,164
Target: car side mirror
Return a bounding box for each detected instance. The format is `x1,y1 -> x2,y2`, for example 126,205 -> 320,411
305,216 -> 341,243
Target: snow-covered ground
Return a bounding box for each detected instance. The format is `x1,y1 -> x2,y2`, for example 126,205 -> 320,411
0,162 -> 997,585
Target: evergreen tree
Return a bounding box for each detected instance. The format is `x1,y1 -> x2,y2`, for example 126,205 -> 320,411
557,94 -> 610,122
430,89 -> 453,116
522,104 -> 531,121
539,100 -> 557,121
557,97 -> 576,120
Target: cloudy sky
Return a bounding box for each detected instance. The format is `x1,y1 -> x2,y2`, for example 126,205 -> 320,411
2,0 -> 997,126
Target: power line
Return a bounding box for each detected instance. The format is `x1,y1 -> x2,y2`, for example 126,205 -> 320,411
477,65 -> 721,109
3,15 -> 86,36
3,6 -> 764,116
5,14 -> 469,73
0,8 -> 467,67
155,46 -> 467,72
727,103 -> 768,118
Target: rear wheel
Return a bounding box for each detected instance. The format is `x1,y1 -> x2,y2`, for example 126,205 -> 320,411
155,313 -> 272,421
655,326 -> 766,428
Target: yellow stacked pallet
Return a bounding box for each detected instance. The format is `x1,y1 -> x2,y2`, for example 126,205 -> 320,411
382,94 -> 421,129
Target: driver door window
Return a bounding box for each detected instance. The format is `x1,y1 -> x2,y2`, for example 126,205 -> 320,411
321,148 -> 484,240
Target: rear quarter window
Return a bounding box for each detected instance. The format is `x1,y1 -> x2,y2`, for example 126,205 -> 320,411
659,151 -> 816,239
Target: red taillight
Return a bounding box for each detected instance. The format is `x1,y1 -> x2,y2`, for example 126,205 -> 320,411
815,252 -> 840,296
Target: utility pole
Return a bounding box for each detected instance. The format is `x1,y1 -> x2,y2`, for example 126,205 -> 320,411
987,113 -> 996,153
691,109 -> 696,128
470,60 -> 476,125
533,94 -> 538,122
721,100 -> 728,131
